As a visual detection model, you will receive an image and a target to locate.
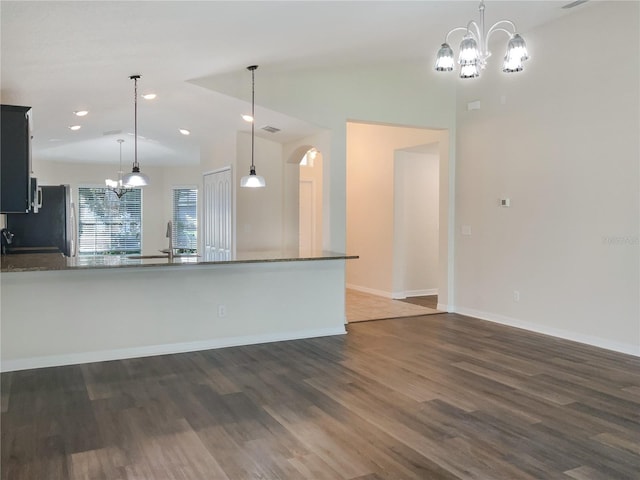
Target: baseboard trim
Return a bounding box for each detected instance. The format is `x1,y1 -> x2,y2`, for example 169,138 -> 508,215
437,303 -> 452,312
347,285 -> 439,300
346,283 -> 393,299
454,306 -> 640,358
392,289 -> 438,299
0,326 -> 347,372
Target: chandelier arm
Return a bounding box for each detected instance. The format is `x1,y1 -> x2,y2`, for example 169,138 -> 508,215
487,20 -> 516,37
486,26 -> 514,40
485,23 -> 516,54
444,26 -> 468,44
466,20 -> 481,40
466,20 -> 485,57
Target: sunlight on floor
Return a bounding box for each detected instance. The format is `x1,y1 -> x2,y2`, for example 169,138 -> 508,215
346,289 -> 441,323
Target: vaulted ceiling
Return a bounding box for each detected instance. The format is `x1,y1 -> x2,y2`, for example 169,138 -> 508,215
0,1 -> 584,166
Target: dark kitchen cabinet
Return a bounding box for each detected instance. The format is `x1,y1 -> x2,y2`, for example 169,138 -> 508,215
1,105 -> 32,213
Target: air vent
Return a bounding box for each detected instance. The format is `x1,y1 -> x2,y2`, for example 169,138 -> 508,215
103,129 -> 122,136
562,0 -> 588,8
261,125 -> 281,134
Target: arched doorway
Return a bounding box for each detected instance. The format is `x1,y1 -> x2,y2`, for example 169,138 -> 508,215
288,145 -> 323,255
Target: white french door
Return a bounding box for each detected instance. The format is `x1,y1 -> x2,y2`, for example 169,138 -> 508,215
203,168 -> 232,261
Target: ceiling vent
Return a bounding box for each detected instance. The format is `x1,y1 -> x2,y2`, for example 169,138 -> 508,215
562,0 -> 588,8
261,125 -> 281,134
103,129 -> 123,136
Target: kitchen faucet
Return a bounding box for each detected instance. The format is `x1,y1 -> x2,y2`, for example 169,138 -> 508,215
166,221 -> 174,260
1,229 -> 14,255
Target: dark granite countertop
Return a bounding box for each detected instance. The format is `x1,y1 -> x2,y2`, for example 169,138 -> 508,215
1,251 -> 358,273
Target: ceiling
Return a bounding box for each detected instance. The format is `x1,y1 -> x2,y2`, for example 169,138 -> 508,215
0,1 -> 585,167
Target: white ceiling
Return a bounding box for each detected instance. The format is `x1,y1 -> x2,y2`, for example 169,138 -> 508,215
0,1 -> 585,167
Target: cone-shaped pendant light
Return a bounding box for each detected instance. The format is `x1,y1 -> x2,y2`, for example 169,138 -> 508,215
122,75 -> 150,187
240,65 -> 266,188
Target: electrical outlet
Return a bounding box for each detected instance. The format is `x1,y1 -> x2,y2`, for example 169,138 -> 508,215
218,305 -> 227,317
513,290 -> 520,302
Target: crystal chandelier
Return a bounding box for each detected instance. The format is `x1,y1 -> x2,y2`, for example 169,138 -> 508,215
105,139 -> 133,198
434,0 -> 529,78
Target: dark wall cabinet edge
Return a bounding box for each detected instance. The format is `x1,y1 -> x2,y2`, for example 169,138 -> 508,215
1,104 -> 33,213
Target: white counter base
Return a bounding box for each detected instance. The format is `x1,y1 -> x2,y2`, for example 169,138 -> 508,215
1,260 -> 347,371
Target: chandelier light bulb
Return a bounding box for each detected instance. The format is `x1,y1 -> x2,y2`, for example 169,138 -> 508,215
434,43 -> 455,71
503,55 -> 524,73
460,63 -> 480,79
506,33 -> 529,62
458,35 -> 480,66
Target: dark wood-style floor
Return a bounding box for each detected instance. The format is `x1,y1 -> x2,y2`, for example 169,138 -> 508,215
2,313 -> 640,480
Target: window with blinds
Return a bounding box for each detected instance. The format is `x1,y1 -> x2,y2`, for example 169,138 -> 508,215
78,187 -> 142,255
172,188 -> 197,253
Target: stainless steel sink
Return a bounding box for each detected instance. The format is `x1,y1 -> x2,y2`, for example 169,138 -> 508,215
126,254 -> 200,260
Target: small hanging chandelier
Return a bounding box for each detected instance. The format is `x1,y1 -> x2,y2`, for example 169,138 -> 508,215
122,74 -> 150,187
105,139 -> 132,198
434,0 -> 529,78
240,65 -> 266,188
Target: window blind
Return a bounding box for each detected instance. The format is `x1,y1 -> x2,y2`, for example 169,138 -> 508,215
172,188 -> 197,252
78,187 -> 142,255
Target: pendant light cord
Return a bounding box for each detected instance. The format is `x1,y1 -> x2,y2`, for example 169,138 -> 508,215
129,74 -> 141,171
133,76 -> 138,170
251,67 -> 255,170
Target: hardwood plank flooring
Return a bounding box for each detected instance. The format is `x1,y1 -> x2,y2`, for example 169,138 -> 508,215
2,313 -> 640,479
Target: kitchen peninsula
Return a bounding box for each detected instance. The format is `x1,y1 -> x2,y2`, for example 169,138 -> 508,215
1,251 -> 356,372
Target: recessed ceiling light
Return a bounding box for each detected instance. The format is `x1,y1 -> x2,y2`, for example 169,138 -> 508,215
241,114 -> 254,122
179,129 -> 191,136
141,93 -> 157,100
74,110 -> 89,117
68,125 -> 81,131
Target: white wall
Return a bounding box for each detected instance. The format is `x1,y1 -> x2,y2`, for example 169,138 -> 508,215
32,159 -> 201,255
346,122 -> 447,298
393,150 -> 439,298
454,1 -> 640,355
192,61 -> 457,306
235,132 -> 286,251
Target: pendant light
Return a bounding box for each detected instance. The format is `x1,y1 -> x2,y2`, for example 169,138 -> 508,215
105,139 -> 132,198
240,65 -> 266,188
122,74 -> 150,187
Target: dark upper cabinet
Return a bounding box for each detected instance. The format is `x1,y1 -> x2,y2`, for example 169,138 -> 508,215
1,105 -> 32,213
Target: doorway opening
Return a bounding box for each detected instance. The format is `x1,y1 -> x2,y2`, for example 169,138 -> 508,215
288,145 -> 323,255
345,121 -> 450,323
